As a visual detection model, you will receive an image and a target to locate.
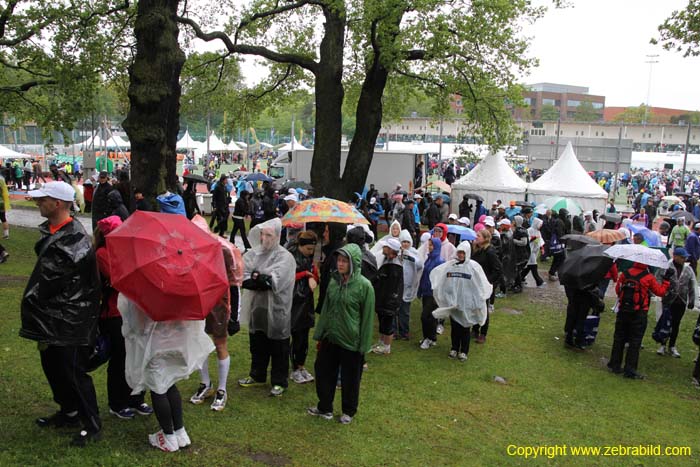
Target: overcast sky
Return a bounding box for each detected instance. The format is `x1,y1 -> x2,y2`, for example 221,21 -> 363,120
525,0 -> 699,110
200,0 -> 699,111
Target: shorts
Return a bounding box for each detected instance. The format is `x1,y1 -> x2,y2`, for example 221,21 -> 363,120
205,301 -> 231,339
377,313 -> 395,336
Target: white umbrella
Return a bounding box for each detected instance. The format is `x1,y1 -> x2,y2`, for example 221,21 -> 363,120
603,244 -> 669,268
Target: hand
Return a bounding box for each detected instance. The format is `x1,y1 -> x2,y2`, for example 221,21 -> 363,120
689,303 -> 695,310
309,277 -> 318,291
227,319 -> 240,336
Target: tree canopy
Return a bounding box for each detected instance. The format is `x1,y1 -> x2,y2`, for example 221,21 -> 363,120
572,100 -> 600,122
653,0 -> 700,57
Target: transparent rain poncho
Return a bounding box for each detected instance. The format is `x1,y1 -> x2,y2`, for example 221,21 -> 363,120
119,294 -> 215,395
240,218 -> 297,339
429,241 -> 493,328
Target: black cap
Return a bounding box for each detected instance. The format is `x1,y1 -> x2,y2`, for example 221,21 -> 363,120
521,207 -> 533,214
99,171 -> 108,177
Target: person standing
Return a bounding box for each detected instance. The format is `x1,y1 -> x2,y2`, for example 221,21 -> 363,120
372,238 -> 403,355
668,218 -> 690,249
308,243 -> 374,424
91,171 -> 113,230
397,230 -> 423,340
230,190 -> 252,250
212,175 -> 230,237
238,218 -> 296,396
0,173 -> 9,241
521,217 -> 545,288
608,262 -> 671,379
418,238 -> 444,349
684,223 -> 700,275
470,229 -> 502,343
21,182 -> 101,446
655,248 -> 696,358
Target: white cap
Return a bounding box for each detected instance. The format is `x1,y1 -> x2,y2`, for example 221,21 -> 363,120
694,222 -> 700,229
484,216 -> 495,227
457,217 -> 471,226
583,211 -> 592,217
497,218 -> 512,226
448,213 -> 458,220
27,181 -> 75,202
284,193 -> 298,202
370,197 -> 377,204
414,193 -> 423,199
385,237 -> 401,252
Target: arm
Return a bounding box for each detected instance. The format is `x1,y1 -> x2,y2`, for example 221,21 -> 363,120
688,268 -> 697,308
642,273 -> 670,298
359,283 -> 376,354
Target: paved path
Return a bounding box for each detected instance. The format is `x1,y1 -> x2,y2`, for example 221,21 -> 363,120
7,207 -> 93,231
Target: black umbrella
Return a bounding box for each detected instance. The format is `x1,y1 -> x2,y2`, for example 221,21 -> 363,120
183,174 -> 209,184
243,172 -> 274,182
600,213 -> 622,224
559,245 -> 612,290
670,210 -> 696,225
515,200 -> 532,208
283,180 -> 313,190
460,193 -> 484,201
561,234 -> 601,251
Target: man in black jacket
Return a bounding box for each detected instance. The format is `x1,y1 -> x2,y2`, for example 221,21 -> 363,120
212,175 -> 230,237
22,182 -> 101,447
372,238 -> 403,355
400,199 -> 418,244
425,197 -> 442,230
91,171 -> 113,230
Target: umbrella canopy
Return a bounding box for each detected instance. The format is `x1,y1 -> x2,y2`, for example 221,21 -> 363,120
459,192 -> 484,201
559,245 -> 612,289
662,195 -> 682,204
604,244 -> 669,268
447,224 -> 477,241
542,196 -> 583,216
282,197 -> 369,226
243,172 -> 273,182
561,234 -> 600,251
422,180 -> 452,193
669,210 -> 696,225
106,211 -> 229,321
183,174 -> 209,184
282,180 -> 313,191
600,213 -> 622,224
626,224 -> 662,247
586,229 -> 627,244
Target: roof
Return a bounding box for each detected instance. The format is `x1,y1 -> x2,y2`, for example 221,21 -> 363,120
452,151 -> 527,192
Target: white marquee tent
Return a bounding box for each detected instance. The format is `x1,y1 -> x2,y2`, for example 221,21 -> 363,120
206,131 -> 230,152
527,142 -> 608,212
450,150 -> 527,210
277,136 -> 307,151
0,145 -> 32,159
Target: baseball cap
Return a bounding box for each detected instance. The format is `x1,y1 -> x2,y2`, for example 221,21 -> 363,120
497,218 -> 512,227
448,213 -> 458,220
484,216 -> 495,227
99,171 -> 109,178
457,217 -> 471,226
27,181 -> 75,202
283,193 -> 298,202
414,193 -> 423,199
695,222 -> 700,230
492,201 -> 498,205
674,247 -> 690,258
385,238 -> 401,252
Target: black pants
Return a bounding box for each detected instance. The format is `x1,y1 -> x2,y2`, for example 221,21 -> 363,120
609,312 -> 648,375
290,327 -> 310,369
669,301 -> 686,348
230,217 -> 251,249
314,341 -> 363,417
40,345 -> 101,433
689,258 -> 697,277
521,264 -> 544,286
450,318 -> 470,354
472,313 -> 489,337
564,287 -> 592,346
249,332 -> 289,388
151,385 -> 182,435
549,251 -> 566,276
512,262 -> 525,289
100,318 -> 144,411
421,296 -> 438,341
214,210 -> 228,237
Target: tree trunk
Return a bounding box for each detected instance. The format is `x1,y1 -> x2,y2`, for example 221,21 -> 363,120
123,0 -> 185,204
309,5 -> 345,200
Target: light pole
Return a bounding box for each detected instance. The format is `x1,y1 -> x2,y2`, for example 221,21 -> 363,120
644,54 -> 659,125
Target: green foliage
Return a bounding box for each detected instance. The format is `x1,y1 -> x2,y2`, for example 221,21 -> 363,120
653,0 -> 700,57
540,103 -> 560,121
613,104 -> 656,124
0,1 -> 134,139
572,100 -> 600,122
671,112 -> 700,125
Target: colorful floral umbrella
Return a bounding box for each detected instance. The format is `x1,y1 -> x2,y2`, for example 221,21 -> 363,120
282,197 -> 369,226
541,197 -> 583,216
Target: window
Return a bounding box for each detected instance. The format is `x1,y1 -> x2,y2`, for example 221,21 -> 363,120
523,97 -> 532,106
567,100 -> 581,107
595,131 -> 599,136
601,132 -> 604,136
649,133 -> 652,138
530,128 -> 545,136
592,102 -> 604,109
542,98 -> 556,106
560,130 -> 563,135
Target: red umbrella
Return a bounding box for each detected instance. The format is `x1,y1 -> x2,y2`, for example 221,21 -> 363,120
106,210 -> 228,321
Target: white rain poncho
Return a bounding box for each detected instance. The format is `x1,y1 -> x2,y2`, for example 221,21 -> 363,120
527,217 -> 544,266
429,241 -> 493,328
119,294 -> 215,395
399,230 -> 424,302
240,218 -> 296,340
370,220 -> 402,260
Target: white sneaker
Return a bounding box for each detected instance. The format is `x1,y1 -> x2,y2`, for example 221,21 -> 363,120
290,369 -> 306,384
148,430 -> 179,452
436,324 -> 445,335
419,339 -> 431,350
301,368 -> 315,383
458,352 -> 468,362
210,389 -> 227,411
371,343 -> 390,355
174,427 -> 191,448
657,345 -> 666,356
448,350 -> 458,359
671,347 -> 681,358
189,383 -> 214,404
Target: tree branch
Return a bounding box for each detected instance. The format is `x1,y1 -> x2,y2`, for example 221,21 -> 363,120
176,15 -> 318,72
0,55 -> 52,78
402,49 -> 427,61
79,1 -> 131,26
395,69 -> 446,89
0,79 -> 57,92
246,64 -> 293,100
0,0 -> 19,39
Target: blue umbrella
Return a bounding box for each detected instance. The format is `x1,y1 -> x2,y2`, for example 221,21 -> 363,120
626,223 -> 662,247
242,172 -> 273,182
447,224 -> 477,241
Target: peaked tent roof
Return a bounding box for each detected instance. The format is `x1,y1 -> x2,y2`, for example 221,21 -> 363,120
109,134 -> 130,148
227,140 -> 243,151
206,131 -> 229,151
452,151 -> 527,192
0,145 -> 32,158
527,142 -> 608,199
277,136 -> 308,151
177,130 -> 203,149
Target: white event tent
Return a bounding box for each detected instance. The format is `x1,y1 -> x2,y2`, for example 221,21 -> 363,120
277,136 -> 307,151
0,145 -> 33,159
206,131 -> 230,152
450,150 -> 527,209
527,142 -> 608,213
177,130 -> 202,150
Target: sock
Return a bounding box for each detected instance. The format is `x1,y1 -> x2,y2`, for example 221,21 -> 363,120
3,229 -> 8,237
200,358 -> 211,387
217,356 -> 230,391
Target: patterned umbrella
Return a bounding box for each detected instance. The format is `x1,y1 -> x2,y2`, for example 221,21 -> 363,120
542,197 -> 583,216
282,197 -> 369,226
586,229 -> 627,244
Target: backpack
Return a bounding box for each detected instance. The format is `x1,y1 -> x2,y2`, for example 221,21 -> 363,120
618,270 -> 649,313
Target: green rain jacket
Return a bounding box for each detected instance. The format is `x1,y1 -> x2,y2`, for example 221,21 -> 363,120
313,243 -> 375,353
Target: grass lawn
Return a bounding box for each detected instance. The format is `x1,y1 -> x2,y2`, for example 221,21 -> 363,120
1,226 -> 700,466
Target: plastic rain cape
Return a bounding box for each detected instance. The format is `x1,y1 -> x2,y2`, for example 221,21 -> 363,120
119,294 -> 214,395
240,217 -> 296,339
370,220 -> 402,259
429,242 -> 493,328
